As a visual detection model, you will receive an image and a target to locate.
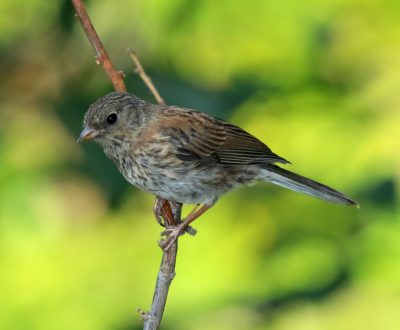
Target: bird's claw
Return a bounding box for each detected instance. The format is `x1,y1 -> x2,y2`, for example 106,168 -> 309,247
159,223 -> 188,251
154,214 -> 166,227
184,225 -> 197,236
159,225 -> 184,252
160,223 -> 197,237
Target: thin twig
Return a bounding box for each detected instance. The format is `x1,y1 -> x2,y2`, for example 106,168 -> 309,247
71,0 -> 126,92
71,2 -> 178,329
128,51 -> 180,329
128,49 -> 166,105
143,236 -> 177,330
140,203 -> 181,330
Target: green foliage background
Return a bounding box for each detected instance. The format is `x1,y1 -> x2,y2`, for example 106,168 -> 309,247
1,0 -> 399,329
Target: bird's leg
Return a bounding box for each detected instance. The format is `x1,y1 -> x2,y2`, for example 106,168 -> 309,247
153,197 -> 174,227
168,202 -> 197,235
186,204 -> 200,218
168,200 -> 182,216
154,197 -> 197,238
177,204 -> 200,236
160,204 -> 212,251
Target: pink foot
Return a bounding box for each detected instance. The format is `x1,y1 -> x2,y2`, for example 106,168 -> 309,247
159,223 -> 187,251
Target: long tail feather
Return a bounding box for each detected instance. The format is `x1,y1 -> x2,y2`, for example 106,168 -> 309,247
261,165 -> 357,205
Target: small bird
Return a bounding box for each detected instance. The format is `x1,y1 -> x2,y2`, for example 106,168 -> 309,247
78,92 -> 356,249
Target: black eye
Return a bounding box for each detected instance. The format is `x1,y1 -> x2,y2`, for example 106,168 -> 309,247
106,113 -> 118,125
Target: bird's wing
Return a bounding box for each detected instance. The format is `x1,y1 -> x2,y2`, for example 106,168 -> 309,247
152,107 -> 289,166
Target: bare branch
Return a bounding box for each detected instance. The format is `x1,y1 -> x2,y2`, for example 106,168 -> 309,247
140,203 -> 181,330
71,2 -> 179,329
128,49 -> 166,105
127,52 -> 180,328
71,0 -> 126,92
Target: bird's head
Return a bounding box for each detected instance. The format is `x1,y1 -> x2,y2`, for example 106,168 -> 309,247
78,92 -> 149,145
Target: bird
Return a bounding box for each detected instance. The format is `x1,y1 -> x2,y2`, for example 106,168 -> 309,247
78,92 -> 357,249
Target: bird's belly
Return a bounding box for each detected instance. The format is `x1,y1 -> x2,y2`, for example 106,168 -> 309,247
131,164 -> 258,205
130,167 -> 220,205
114,151 -> 259,204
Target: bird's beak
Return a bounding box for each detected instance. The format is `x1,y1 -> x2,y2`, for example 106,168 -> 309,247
77,127 -> 98,143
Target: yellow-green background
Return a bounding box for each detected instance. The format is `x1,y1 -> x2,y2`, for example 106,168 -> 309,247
1,0 -> 399,329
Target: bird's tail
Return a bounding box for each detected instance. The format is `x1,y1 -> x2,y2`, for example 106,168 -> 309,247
261,165 -> 357,205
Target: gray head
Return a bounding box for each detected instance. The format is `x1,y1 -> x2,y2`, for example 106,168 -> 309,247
78,92 -> 150,145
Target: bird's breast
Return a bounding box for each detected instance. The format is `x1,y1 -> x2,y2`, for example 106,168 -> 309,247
102,140 -> 260,205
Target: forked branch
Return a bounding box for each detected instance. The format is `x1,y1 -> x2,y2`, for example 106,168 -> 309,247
71,1 -> 180,329
128,50 -> 180,330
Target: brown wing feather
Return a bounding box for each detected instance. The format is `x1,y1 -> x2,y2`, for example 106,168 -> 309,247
153,106 -> 289,165
213,122 -> 289,165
